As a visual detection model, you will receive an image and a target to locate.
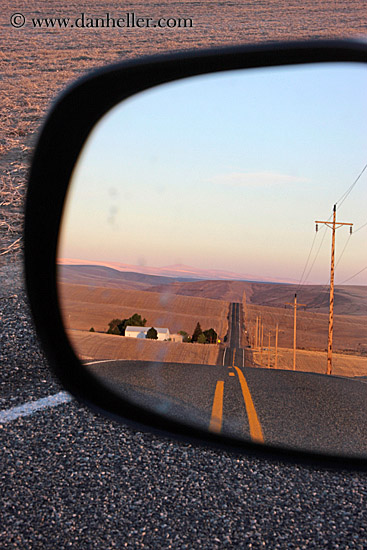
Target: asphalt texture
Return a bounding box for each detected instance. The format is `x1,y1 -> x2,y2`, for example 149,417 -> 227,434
1,276 -> 367,548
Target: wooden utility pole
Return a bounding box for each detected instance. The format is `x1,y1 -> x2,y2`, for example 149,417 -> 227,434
258,316 -> 262,351
316,205 -> 353,375
285,294 -> 306,371
267,332 -> 271,368
260,323 -> 264,366
255,316 -> 259,349
275,323 -> 279,369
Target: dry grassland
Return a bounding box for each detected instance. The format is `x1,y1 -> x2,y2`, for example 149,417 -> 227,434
244,303 -> 367,355
252,347 -> 367,378
242,295 -> 367,376
67,329 -> 219,364
59,281 -> 229,338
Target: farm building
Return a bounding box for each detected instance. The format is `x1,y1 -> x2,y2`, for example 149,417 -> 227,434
125,326 -> 170,341
170,333 -> 183,343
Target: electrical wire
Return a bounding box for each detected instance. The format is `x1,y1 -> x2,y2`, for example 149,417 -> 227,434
338,265 -> 367,285
310,235 -> 352,306
296,231 -> 318,292
335,162 -> 367,209
354,220 -> 367,234
301,224 -> 328,286
294,162 -> 366,306
296,207 -> 334,291
335,234 -> 352,269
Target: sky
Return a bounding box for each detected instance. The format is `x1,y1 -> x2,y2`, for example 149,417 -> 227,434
58,62 -> 367,285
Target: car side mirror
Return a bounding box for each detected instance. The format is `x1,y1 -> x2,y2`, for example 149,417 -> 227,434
25,40 -> 367,470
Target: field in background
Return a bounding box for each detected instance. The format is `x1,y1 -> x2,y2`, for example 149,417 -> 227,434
251,347 -> 367,378
59,280 -> 229,363
242,296 -> 367,377
59,282 -> 229,336
68,329 -> 219,364
244,303 -> 367,355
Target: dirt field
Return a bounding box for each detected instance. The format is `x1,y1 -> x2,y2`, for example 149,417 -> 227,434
242,293 -> 367,377
252,347 -> 367,378
67,329 -> 219,364
59,281 -> 229,349
243,302 -> 367,355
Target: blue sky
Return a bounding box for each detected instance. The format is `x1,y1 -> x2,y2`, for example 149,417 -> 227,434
59,62 -> 367,285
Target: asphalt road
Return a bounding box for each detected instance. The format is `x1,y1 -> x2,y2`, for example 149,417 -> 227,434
85,302 -> 367,458
2,284 -> 367,549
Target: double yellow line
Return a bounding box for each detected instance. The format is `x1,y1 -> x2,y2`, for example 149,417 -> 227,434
209,368 -> 264,444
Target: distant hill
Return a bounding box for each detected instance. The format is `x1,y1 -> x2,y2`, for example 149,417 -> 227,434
58,264 -> 367,316
57,258 -> 296,283
148,279 -> 367,316
57,264 -> 192,290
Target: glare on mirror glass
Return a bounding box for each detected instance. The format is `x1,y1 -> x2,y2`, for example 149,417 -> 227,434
58,63 -> 367,456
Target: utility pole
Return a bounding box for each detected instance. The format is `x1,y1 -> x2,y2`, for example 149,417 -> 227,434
255,316 -> 259,349
275,323 -> 279,369
316,204 -> 353,375
260,322 -> 264,366
285,294 -> 306,371
267,332 -> 271,368
258,316 -> 262,351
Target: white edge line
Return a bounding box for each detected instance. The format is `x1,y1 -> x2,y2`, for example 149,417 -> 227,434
84,359 -> 112,366
0,391 -> 73,424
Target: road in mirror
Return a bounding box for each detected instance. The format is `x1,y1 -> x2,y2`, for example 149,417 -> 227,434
57,63 -> 367,457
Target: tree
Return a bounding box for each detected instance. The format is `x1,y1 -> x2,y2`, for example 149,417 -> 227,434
146,327 -> 158,340
179,330 -> 191,343
107,313 -> 147,336
192,322 -> 203,342
89,327 -> 95,332
203,328 -> 218,344
119,313 -> 147,335
107,326 -> 120,335
107,318 -> 123,334
128,313 -> 147,327
197,333 -> 207,344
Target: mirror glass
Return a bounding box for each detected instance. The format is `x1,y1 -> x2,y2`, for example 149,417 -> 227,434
57,63 -> 367,457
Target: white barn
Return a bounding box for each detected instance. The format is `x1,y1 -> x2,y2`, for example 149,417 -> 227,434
125,326 -> 170,341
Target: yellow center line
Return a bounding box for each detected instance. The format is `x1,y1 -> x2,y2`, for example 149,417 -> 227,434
209,380 -> 224,433
233,366 -> 264,444
228,372 -> 235,377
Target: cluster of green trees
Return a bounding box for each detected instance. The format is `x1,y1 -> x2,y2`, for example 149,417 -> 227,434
179,322 -> 218,344
105,314 -> 159,340
107,313 -> 147,336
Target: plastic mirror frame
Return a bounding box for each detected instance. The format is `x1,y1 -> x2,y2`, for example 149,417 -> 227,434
25,39 -> 367,471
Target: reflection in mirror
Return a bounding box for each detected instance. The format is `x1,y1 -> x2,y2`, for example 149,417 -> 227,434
57,63 -> 367,457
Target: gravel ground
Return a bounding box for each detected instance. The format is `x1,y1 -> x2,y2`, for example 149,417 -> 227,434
1,259 -> 367,548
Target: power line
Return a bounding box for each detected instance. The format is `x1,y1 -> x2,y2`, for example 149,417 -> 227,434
296,231 -> 318,291
313,235 -> 351,304
335,233 -> 352,269
337,265 -> 367,285
335,162 -> 367,208
297,161 -> 365,290
301,224 -> 328,285
354,220 -> 367,234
